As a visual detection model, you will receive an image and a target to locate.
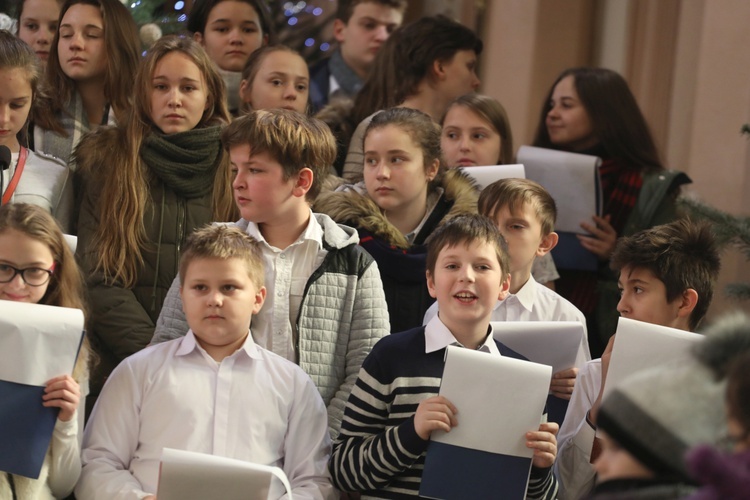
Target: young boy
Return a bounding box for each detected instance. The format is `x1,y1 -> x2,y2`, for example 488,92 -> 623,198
424,179 -> 589,402
152,109 -> 390,437
308,0 -> 406,112
330,215 -> 559,499
555,218 -> 721,500
76,225 -> 334,499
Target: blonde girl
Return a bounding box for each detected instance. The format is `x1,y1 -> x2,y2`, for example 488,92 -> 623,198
238,45 -> 310,114
74,35 -> 236,406
0,202 -> 90,499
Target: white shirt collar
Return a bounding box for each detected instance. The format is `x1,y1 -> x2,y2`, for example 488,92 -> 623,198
500,275 -> 537,312
244,210 -> 324,252
177,329 -> 263,360
424,315 -> 500,356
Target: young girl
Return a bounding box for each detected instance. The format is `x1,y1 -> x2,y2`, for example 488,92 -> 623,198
0,202 -> 90,499
0,30 -> 72,231
188,0 -> 274,114
238,45 -> 309,114
13,0 -> 62,64
532,67 -> 690,356
30,0 -> 140,164
315,107 -> 478,333
441,93 -> 558,287
74,35 -> 236,409
340,15 -> 483,182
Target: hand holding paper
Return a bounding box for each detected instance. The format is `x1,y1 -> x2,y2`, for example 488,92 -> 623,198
42,374 -> 81,422
577,214 -> 617,260
550,367 -> 579,400
527,421 -> 559,469
414,396 -> 458,440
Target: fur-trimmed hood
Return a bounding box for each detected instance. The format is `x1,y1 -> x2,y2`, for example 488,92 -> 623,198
70,125 -> 125,178
314,168 -> 478,249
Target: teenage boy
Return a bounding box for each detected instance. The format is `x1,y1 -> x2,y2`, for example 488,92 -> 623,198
308,0 -> 406,112
76,225 -> 335,499
152,109 -> 390,437
330,215 -> 559,499
555,218 -> 721,500
424,179 -> 589,402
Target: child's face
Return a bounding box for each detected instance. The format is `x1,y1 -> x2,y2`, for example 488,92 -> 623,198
230,143 -> 304,224
18,0 -> 61,62
427,240 -> 510,332
239,50 -> 309,114
57,3 -> 107,83
545,75 -> 597,152
195,0 -> 266,73
180,256 -> 265,360
334,2 -> 403,76
617,266 -> 687,330
364,124 -> 439,224
436,50 -> 481,103
491,201 -> 549,278
593,431 -> 654,483
441,105 -> 501,168
149,51 -> 209,135
727,413 -> 749,452
0,228 -> 54,304
0,68 -> 33,152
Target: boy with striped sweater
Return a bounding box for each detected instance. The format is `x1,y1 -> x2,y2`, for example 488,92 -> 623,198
329,215 -> 558,499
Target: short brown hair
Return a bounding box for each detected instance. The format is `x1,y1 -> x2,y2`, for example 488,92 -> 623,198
221,109 -> 336,202
478,178 -> 557,236
179,224 -> 264,289
336,0 -> 407,24
425,214 -> 510,281
610,219 -> 720,330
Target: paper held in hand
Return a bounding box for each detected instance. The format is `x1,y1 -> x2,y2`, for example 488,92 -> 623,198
157,448 -> 293,500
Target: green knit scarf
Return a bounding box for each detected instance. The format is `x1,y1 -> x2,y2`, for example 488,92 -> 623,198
141,125 -> 223,199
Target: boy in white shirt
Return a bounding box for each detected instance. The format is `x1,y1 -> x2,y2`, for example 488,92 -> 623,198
77,225 -> 334,500
555,219 -> 720,500
424,179 -> 588,406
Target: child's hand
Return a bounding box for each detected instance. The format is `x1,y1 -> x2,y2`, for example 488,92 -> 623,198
550,367 -> 578,400
414,396 -> 458,440
589,335 -> 617,425
42,374 -> 80,422
526,422 -> 559,469
578,214 -> 617,260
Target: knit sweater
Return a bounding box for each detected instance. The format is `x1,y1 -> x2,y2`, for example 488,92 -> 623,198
330,326 -> 558,499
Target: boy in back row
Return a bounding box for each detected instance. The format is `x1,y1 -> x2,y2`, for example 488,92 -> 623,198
330,215 -> 559,499
555,218 -> 721,499
77,225 -> 335,499
152,110 -> 390,437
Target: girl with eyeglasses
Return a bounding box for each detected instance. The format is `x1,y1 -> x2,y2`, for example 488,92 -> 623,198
0,202 -> 91,498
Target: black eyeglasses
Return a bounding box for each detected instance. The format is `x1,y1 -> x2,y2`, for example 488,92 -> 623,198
0,263 -> 55,287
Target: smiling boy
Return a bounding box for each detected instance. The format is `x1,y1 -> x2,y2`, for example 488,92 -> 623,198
330,215 -> 559,499
555,218 -> 720,500
77,225 -> 334,500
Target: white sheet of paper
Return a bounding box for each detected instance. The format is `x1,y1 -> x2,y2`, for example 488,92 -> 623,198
491,321 -> 585,374
517,145 -> 602,233
0,301 -> 84,386
459,164 -> 525,190
63,234 -> 77,254
432,346 -> 551,457
602,317 -> 703,400
158,448 -> 293,500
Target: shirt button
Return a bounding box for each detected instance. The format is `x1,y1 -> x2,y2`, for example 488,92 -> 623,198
277,291 -> 283,297
280,254 -> 286,260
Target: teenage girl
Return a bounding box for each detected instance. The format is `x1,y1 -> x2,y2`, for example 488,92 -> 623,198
315,107 -> 478,332
30,0 -> 140,164
0,30 -> 72,231
13,0 -> 63,64
74,35 -> 237,410
532,67 -> 690,356
188,0 -> 274,114
238,45 -> 309,114
441,93 -> 558,287
0,202 -> 90,499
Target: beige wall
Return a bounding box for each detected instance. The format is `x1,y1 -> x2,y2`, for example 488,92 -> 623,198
480,0 -> 750,321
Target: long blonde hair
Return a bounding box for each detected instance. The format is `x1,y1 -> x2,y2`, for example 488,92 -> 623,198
82,36 -> 236,287
0,203 -> 90,380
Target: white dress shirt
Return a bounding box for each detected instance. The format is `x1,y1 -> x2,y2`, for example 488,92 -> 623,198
245,211 -> 327,362
77,331 -> 334,500
554,359 -> 602,500
424,277 -> 591,366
